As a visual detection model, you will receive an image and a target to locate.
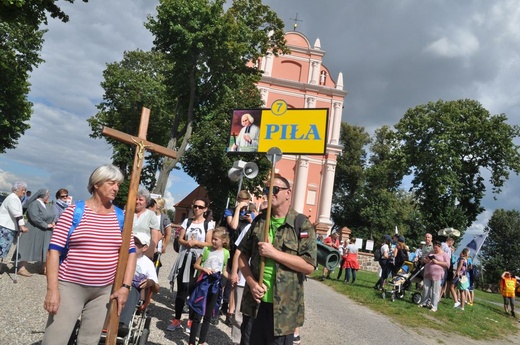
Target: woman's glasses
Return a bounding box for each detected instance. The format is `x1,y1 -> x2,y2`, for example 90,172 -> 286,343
192,205 -> 205,210
60,195 -> 68,199
263,186 -> 289,195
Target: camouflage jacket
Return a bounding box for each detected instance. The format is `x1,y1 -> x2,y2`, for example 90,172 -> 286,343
238,209 -> 317,336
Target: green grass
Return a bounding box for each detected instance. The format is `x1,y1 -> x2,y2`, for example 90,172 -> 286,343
312,267 -> 518,341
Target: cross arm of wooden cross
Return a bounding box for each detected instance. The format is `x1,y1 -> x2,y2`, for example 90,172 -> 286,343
102,126 -> 177,161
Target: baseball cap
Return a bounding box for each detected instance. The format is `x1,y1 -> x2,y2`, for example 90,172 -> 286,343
398,236 -> 405,243
384,234 -> 392,241
134,232 -> 150,246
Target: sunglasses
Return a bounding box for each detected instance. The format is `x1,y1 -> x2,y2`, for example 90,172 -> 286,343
192,205 -> 206,210
60,195 -> 68,199
263,186 -> 289,195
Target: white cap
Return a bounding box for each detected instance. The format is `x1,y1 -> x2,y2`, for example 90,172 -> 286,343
134,232 -> 150,246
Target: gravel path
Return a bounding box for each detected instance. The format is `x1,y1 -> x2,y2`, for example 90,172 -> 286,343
1,245 -> 519,345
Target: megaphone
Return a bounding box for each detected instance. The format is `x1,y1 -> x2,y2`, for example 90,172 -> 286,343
228,167 -> 242,182
243,162 -> 258,179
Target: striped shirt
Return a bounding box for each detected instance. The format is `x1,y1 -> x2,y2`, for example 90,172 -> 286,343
49,204 -> 135,286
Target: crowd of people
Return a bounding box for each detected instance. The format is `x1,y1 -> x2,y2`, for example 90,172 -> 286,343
367,231 -> 485,314
4,162 -> 514,344
0,166 -> 317,345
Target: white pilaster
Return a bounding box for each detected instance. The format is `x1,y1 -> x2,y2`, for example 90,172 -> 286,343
264,52 -> 274,76
309,60 -> 320,84
292,156 -> 309,213
318,159 -> 336,225
259,87 -> 269,106
330,101 -> 343,145
305,96 -> 316,109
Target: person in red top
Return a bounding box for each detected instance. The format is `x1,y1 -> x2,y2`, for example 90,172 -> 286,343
320,232 -> 340,280
500,271 -> 518,317
42,165 -> 136,345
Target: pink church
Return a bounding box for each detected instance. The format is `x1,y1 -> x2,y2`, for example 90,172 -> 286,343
255,31 -> 347,236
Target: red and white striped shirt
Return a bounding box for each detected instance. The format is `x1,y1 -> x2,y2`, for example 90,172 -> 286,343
49,205 -> 135,286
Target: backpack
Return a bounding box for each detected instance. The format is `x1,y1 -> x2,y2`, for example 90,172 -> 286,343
173,218 -> 210,253
59,200 -> 125,264
374,246 -> 382,262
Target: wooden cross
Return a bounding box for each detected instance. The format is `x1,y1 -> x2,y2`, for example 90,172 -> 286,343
101,107 -> 177,345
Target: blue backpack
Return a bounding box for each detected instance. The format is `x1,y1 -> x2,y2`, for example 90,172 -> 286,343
59,200 -> 125,264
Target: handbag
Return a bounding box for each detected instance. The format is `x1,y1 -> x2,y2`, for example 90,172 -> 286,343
457,275 -> 469,290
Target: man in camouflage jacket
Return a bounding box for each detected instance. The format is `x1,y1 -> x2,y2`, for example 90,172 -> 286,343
238,175 -> 317,344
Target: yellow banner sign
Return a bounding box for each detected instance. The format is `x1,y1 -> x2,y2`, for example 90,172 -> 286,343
227,100 -> 328,155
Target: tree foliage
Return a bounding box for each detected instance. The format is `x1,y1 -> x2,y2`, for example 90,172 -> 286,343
332,123 -> 425,248
89,0 -> 286,213
480,209 -> 520,284
0,0 -> 87,153
144,0 -> 287,200
88,49 -> 173,189
394,99 -> 520,234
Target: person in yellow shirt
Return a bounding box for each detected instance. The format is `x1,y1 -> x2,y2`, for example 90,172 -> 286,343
499,271 -> 517,317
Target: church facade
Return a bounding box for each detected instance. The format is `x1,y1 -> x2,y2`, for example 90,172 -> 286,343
256,31 -> 347,235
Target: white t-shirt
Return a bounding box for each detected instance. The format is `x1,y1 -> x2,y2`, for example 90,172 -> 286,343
203,248 -> 226,273
132,255 -> 158,289
180,218 -> 214,251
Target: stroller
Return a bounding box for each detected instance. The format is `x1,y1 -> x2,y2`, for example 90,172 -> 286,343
384,260 -> 424,303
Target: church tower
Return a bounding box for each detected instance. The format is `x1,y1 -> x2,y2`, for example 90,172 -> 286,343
256,31 -> 347,235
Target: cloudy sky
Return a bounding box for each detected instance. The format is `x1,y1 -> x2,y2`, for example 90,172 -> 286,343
2,0 -> 520,244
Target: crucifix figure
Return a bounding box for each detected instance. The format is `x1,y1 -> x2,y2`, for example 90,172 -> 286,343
101,107 -> 177,345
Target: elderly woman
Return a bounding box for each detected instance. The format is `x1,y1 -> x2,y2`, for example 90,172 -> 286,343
0,182 -> 29,266
52,188 -> 70,221
42,165 -> 136,345
418,240 -> 450,312
133,187 -> 160,259
16,188 -> 55,277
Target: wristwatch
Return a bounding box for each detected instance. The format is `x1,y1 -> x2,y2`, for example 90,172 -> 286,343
121,283 -> 131,290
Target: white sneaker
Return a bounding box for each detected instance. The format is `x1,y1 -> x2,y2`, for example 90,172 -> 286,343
453,302 -> 461,308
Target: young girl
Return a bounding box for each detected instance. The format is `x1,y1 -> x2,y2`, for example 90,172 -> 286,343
454,248 -> 470,310
188,227 -> 230,345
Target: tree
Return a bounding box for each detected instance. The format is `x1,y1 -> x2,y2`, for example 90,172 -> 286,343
144,0 -> 287,197
480,209 -> 520,284
88,49 -> 173,190
89,0 -> 286,213
331,123 -> 370,231
394,99 -> 520,235
0,0 -> 87,153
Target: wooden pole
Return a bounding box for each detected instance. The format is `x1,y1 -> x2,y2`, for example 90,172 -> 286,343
101,107 -> 177,345
258,150 -> 280,285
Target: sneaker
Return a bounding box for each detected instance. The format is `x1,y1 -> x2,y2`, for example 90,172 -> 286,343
185,319 -> 192,334
460,307 -> 465,311
430,307 -> 437,312
512,311 -> 516,318
293,334 -> 301,344
467,302 -> 473,306
167,319 -> 182,331
453,302 -> 461,308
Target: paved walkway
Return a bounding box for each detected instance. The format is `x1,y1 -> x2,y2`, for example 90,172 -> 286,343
1,244 -> 519,344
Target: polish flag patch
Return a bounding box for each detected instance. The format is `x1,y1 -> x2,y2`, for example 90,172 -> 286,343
300,231 -> 309,239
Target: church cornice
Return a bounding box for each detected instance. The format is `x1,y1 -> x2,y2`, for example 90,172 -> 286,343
260,75 -> 347,98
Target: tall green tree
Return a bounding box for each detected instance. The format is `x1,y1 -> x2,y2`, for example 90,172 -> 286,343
394,99 -> 520,235
331,123 -> 370,231
144,0 -> 287,196
480,209 -> 520,284
88,49 -> 173,191
0,0 -> 87,153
